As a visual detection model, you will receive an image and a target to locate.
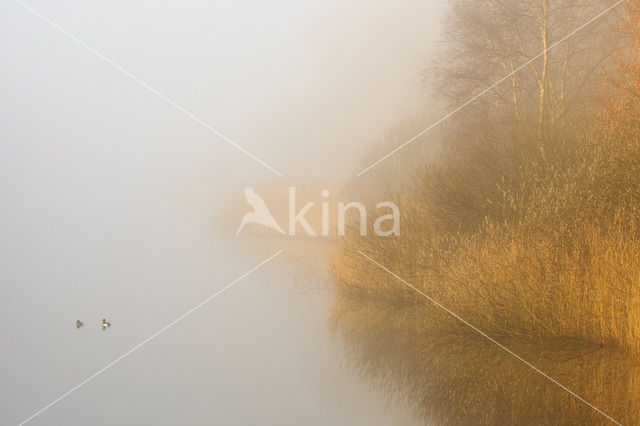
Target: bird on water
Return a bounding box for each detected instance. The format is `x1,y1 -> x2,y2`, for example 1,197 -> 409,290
101,318 -> 111,330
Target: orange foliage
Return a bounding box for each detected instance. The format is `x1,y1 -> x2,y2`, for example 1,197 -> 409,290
604,1 -> 640,124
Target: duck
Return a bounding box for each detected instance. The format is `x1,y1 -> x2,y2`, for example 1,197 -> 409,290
75,320 -> 84,329
101,318 -> 111,330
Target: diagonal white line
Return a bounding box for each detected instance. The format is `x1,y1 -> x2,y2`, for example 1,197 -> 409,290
356,249 -> 622,425
13,0 -> 283,177
357,0 -> 626,176
17,250 -> 283,426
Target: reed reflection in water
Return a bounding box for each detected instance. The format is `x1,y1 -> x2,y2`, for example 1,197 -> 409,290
331,295 -> 640,425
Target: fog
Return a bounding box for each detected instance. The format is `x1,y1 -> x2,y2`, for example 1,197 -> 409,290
0,0 -> 444,424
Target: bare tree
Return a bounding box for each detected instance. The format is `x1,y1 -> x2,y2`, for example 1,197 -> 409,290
430,0 -> 622,138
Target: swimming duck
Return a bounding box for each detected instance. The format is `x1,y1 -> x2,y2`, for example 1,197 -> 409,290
101,318 -> 111,330
75,320 -> 84,329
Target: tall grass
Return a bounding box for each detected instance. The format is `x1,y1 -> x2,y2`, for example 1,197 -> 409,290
330,116 -> 640,356
328,117 -> 640,422
328,6 -> 639,419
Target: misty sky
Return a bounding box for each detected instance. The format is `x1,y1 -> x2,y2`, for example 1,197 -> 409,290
0,0 -> 444,424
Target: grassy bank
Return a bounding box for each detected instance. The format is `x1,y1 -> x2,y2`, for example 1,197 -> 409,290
327,3 -> 640,422
327,116 -> 640,424
331,114 -> 640,354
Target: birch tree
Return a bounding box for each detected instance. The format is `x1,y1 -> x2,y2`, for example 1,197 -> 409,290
430,0 -> 622,138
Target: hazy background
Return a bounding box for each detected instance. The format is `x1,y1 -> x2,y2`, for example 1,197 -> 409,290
0,0 -> 444,424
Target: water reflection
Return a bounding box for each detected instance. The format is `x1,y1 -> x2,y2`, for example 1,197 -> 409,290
331,295 -> 640,425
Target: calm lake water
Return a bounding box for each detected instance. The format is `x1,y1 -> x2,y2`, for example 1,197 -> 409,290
331,274 -> 640,425
2,151 -> 637,424
4,1 -> 632,423
0,159 -> 418,425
